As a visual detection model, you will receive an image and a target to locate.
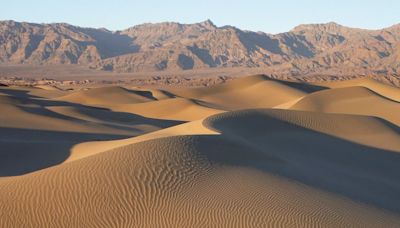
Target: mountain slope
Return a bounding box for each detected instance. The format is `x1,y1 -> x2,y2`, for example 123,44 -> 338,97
0,20 -> 400,83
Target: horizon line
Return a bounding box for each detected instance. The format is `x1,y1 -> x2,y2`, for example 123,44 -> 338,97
1,19 -> 399,35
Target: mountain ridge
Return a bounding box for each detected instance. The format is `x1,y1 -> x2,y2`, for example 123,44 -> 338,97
0,19 -> 399,84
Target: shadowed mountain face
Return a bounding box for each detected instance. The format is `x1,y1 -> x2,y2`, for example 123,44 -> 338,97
1,20 -> 400,79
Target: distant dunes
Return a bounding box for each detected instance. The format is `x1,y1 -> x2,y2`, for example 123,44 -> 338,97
1,75 -> 400,227
168,75 -> 309,110
57,86 -> 155,105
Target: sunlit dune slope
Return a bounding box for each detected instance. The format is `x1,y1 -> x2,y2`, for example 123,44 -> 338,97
291,86 -> 400,126
109,97 -> 224,121
314,78 -> 400,102
57,86 -> 155,106
167,75 -> 310,110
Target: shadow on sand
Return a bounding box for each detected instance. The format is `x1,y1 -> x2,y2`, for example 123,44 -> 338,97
196,111 -> 400,213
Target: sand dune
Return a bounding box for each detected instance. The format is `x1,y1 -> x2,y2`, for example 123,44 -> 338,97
34,85 -> 62,91
0,87 -> 176,134
291,86 -> 400,126
0,75 -> 400,227
1,109 -> 400,227
167,75 -> 309,110
68,119 -> 219,162
55,86 -> 220,121
0,86 -> 179,176
315,77 -> 400,102
109,97 -> 224,121
57,86 -> 155,106
129,87 -> 176,100
0,85 -> 67,99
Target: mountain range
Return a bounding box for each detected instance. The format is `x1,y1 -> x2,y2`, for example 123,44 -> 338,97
1,19 -> 400,82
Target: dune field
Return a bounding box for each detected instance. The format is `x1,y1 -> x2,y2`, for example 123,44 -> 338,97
0,74 -> 400,227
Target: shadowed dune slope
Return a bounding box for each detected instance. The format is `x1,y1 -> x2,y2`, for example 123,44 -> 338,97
0,86 -> 68,99
129,87 -> 176,100
0,87 -> 180,176
0,87 -> 178,134
167,75 -> 310,110
1,109 -> 400,227
54,86 -> 213,121
291,86 -> 400,126
55,86 -> 223,121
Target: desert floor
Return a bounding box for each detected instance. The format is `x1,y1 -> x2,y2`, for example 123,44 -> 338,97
1,74 -> 400,227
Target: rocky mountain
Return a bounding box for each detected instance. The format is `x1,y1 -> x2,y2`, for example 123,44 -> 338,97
1,19 -> 400,81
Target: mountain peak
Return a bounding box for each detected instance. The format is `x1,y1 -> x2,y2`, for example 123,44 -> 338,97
186,19 -> 216,30
291,22 -> 344,33
199,19 -> 216,27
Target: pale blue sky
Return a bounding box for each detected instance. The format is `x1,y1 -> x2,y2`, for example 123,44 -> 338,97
1,0 -> 399,33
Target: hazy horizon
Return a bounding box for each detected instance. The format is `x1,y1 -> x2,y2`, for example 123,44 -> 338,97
1,0 -> 399,34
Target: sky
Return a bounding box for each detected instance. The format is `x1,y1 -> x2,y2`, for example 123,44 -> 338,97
1,0 -> 399,34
